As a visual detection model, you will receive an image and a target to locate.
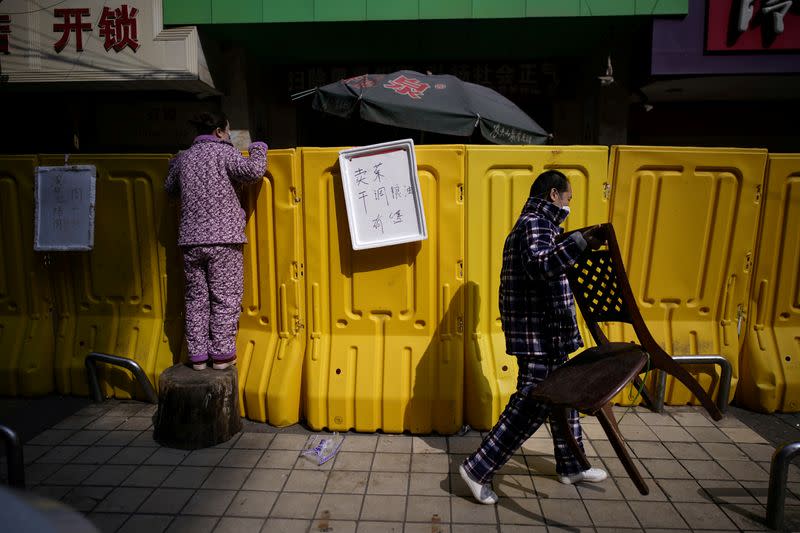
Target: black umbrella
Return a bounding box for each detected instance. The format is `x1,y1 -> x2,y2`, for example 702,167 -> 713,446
295,70 -> 550,145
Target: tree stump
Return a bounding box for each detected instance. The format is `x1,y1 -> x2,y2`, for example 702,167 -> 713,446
154,364 -> 242,449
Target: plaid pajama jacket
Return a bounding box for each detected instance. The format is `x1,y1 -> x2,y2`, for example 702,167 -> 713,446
463,196 -> 589,482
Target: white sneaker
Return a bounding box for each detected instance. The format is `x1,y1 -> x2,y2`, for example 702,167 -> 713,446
459,464 -> 498,505
191,361 -> 207,371
558,467 -> 608,485
212,359 -> 236,370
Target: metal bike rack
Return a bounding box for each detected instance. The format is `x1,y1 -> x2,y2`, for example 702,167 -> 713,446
0,425 -> 25,488
651,355 -> 732,413
767,441 -> 800,531
85,352 -> 158,404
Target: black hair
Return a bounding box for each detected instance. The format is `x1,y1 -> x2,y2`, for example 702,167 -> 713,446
190,111 -> 228,136
529,169 -> 569,199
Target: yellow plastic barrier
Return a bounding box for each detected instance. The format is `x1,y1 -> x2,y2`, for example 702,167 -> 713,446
464,146 -> 611,430
41,155 -> 180,400
608,146 -> 769,407
738,154 -> 800,413
301,146 -> 464,434
239,149 -> 306,425
0,156 -> 55,396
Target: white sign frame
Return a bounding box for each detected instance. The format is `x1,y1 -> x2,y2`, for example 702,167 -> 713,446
338,139 -> 427,250
34,165 -> 96,251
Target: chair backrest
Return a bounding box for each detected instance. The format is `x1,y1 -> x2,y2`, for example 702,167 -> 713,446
567,223 -> 651,346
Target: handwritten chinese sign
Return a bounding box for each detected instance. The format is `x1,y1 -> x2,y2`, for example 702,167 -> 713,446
339,140 -> 427,250
35,166 -> 96,251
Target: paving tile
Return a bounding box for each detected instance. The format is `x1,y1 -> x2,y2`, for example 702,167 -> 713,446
530,475 -> 579,499
63,430 -> 109,446
620,425 -> 660,442
686,426 -> 733,443
408,472 -> 450,497
539,498 -> 592,527
448,472 -> 471,498
581,423 -> 608,440
87,416 -> 127,431
108,447 -> 156,465
405,495 -> 450,522
718,459 -> 769,481
446,436 -> 482,455
225,490 -> 278,517
407,522 -> 451,533
213,434 -> 240,449
284,469 -> 328,492
333,451 -> 374,471
718,503 -> 770,531
269,434 -> 308,451
340,434 -> 378,452
260,518 -> 311,532
679,459 -> 734,480
37,444 -> 87,463
22,445 -> 51,464
182,489 -> 237,515
451,496 -> 498,524
83,464 -> 137,486
255,450 -> 299,469
31,484 -> 72,500
118,417 -> 154,431
656,478 -> 707,502
520,436 -> 552,456
54,415 -> 99,430
357,521 -> 404,533
146,448 -> 192,466
119,515 -> 175,533
720,427 -> 769,444
628,441 -> 672,459
96,486 -> 154,513
698,479 -> 759,505
366,472 -> 409,495
494,474 -> 535,499
583,499 -> 638,528
122,465 -> 174,487
584,439 -> 617,458
650,426 -> 695,442
269,492 -> 321,519
25,462 -> 62,485
234,433 -> 274,449
107,404 -> 145,417
700,442 -> 748,461
212,516 -> 265,533
628,501 -> 687,529
372,452 -> 411,472
182,449 -> 227,467
242,468 -> 290,491
88,512 -> 130,533
62,485 -> 113,512
641,458 -> 692,479
139,487 -> 195,514
162,466 -> 212,488
672,411 -> 715,427
219,449 -> 264,468
46,463 -> 99,485
666,441 -> 711,460
165,515 -> 218,533
201,467 -> 251,490
496,498 -> 545,525
295,452 -> 335,471
600,456 -> 646,479
575,478 -> 624,500
377,435 -> 412,454
325,471 -> 369,494
673,501 -> 738,530
28,429 -> 75,446
410,453 -> 448,473
496,455 -> 529,476
638,412 -> 680,426
448,454 -> 469,473
73,445 -> 123,465
315,493 -> 363,521
130,432 -> 160,447
498,525 -> 545,533
412,436 -> 447,454
741,480 -> 771,505
98,431 -> 143,447
737,443 -> 774,463
616,475 -> 669,502
361,494 -> 406,521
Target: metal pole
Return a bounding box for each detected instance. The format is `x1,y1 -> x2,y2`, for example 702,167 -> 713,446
84,352 -> 158,404
655,355 -> 732,413
0,425 -> 25,488
767,441 -> 800,530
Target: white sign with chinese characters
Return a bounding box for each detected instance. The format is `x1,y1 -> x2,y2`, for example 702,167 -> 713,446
34,165 -> 96,251
0,0 -> 214,91
339,140 -> 427,250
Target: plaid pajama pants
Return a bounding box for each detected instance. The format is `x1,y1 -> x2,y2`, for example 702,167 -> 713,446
182,244 -> 244,364
462,356 -> 586,483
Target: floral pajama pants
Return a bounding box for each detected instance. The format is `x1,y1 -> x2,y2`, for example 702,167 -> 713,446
182,244 -> 243,365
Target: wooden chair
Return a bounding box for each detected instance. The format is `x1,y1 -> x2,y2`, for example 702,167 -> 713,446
566,223 -> 723,422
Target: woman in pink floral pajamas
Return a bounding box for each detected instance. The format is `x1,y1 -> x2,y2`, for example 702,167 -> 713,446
165,111 -> 268,370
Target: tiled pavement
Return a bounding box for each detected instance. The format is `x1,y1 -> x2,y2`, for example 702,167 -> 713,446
4,401 -> 800,532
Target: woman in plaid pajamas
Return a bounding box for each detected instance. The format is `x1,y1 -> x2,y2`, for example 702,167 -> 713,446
165,111 -> 268,371
460,169 -> 607,505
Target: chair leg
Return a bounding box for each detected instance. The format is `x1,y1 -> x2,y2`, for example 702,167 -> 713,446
633,375 -> 656,411
596,406 -> 650,495
649,352 -> 723,421
553,407 -> 591,471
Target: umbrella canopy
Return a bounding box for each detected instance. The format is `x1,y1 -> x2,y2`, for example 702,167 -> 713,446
307,70 -> 549,145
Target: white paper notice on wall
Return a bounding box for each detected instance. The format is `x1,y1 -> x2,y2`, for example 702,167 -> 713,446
338,139 -> 427,250
34,165 -> 96,251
